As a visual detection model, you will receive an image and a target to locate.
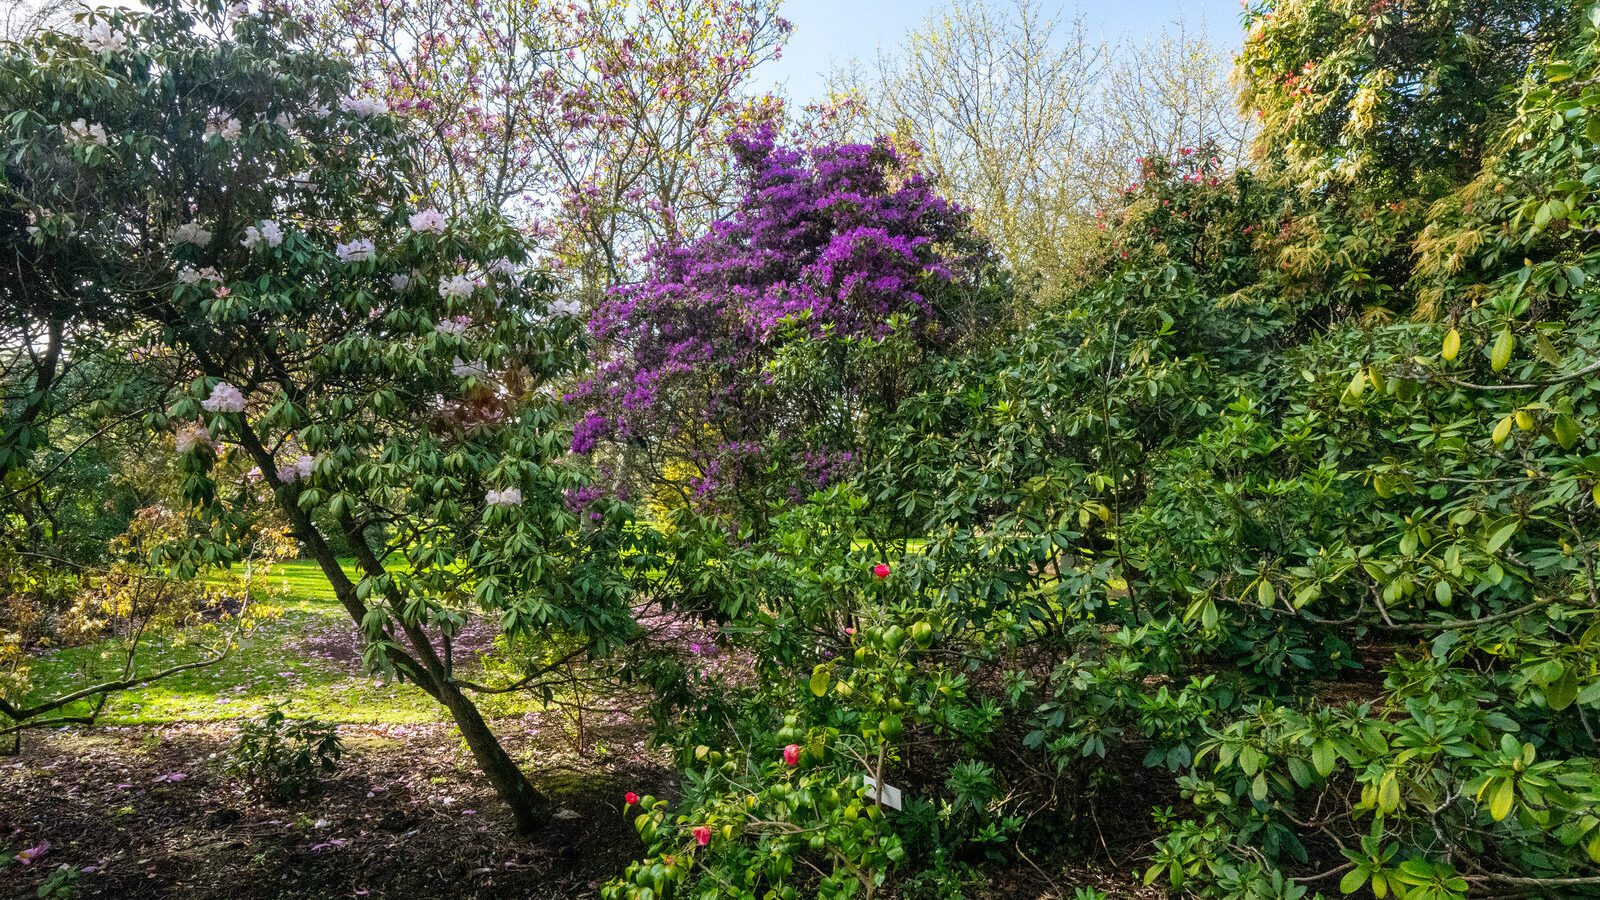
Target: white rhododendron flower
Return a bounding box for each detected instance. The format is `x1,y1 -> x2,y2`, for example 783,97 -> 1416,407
547,298 -> 582,317
225,2 -> 250,24
242,220 -> 284,249
438,274 -> 477,299
272,113 -> 295,131
82,21 -> 126,53
61,119 -> 108,146
177,266 -> 224,286
335,239 -> 375,262
171,222 -> 212,247
388,273 -> 412,291
175,422 -> 215,454
339,97 -> 388,117
408,209 -> 447,233
275,454 -> 316,483
435,317 -> 471,336
485,487 -> 522,507
200,381 -> 246,413
205,116 -> 242,141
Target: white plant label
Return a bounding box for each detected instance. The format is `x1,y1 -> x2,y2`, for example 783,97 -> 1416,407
862,775 -> 903,810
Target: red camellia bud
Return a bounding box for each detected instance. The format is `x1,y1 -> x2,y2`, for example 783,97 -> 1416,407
693,825 -> 711,846
782,743 -> 801,766
624,791 -> 640,806
873,564 -> 890,579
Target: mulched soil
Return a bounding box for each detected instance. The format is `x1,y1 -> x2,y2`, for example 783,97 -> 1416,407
0,716 -> 1166,899
1,717 -> 674,899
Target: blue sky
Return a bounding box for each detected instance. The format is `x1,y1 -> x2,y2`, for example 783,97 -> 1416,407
764,0 -> 1248,102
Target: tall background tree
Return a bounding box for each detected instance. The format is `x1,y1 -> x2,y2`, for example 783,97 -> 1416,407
312,0 -> 792,299
824,0 -> 1249,292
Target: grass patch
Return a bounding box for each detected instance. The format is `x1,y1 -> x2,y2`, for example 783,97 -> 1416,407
20,559 -> 545,727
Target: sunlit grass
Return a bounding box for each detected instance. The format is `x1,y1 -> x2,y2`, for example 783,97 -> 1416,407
22,558 -> 545,727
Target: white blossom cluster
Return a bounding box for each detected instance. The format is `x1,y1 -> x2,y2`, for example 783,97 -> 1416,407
546,298 -> 582,318
335,239 -> 376,262
200,381 -> 246,413
178,265 -> 223,286
172,222 -> 213,247
339,97 -> 389,117
435,317 -> 471,337
485,487 -> 523,507
408,208 -> 447,233
388,273 -> 412,291
438,274 -> 480,300
205,116 -> 243,142
61,119 -> 108,146
81,21 -> 125,53
242,219 -> 284,250
275,454 -> 316,484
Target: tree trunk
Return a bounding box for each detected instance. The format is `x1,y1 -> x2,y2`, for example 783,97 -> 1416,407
435,676 -> 553,835
231,421 -> 553,834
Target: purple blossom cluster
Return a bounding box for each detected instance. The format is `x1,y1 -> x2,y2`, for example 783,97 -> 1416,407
570,126 -> 978,507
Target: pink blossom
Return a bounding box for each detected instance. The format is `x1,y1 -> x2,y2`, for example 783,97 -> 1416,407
782,744 -> 800,767
692,825 -> 711,846
15,841 -> 50,865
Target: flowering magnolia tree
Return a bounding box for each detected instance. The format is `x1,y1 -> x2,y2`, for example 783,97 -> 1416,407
314,0 -> 791,292
571,126 -> 997,524
1,0 -> 643,833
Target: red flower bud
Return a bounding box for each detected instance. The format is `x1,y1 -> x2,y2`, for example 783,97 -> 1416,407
782,744 -> 801,766
873,564 -> 890,579
624,791 -> 640,806
693,825 -> 711,846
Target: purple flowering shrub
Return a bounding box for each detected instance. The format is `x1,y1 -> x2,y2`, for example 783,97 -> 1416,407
570,126 -> 994,520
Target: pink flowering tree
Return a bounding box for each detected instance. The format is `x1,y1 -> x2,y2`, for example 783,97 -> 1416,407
314,0 -> 791,292
1,0 -> 646,833
570,126 -> 997,524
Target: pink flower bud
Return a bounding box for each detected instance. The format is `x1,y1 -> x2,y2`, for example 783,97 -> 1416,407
624,791 -> 639,806
782,744 -> 801,766
693,825 -> 711,846
873,564 -> 890,579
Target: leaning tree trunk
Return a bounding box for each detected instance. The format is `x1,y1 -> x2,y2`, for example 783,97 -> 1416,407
433,674 -> 553,833
235,424 -> 553,834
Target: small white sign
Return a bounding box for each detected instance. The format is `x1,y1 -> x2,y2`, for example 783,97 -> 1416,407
862,776 -> 903,810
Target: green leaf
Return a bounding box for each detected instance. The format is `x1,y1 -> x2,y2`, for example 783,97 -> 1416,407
1257,579 -> 1276,606
1489,778 -> 1515,821
1490,327 -> 1514,372
809,666 -> 830,698
1312,740 -> 1337,777
1486,521 -> 1518,553
1377,771 -> 1400,811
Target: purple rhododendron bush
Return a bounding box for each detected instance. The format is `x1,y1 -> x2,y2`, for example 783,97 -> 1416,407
570,125 -> 999,520
7,0 -> 1600,899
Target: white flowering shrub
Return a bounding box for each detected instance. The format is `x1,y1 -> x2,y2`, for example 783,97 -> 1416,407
0,0 -> 645,834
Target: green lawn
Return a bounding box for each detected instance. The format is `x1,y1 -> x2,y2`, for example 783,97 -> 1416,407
21,559 -> 543,726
